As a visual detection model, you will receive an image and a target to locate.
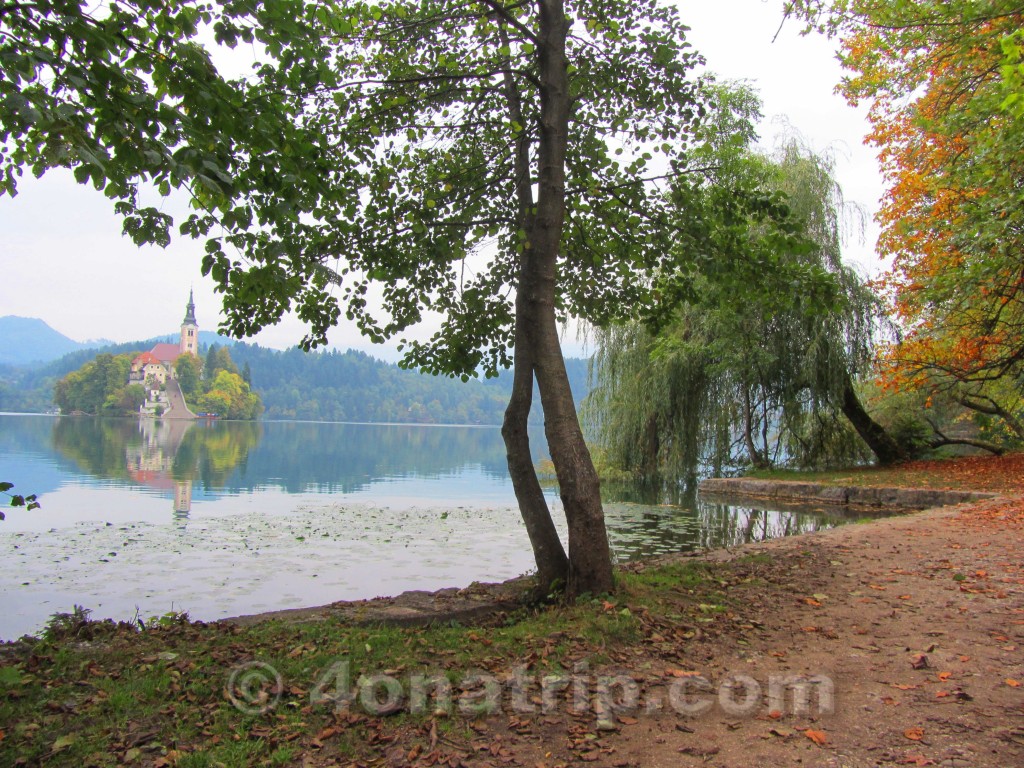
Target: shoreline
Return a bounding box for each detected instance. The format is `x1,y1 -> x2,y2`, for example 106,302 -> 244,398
217,483 -> 997,632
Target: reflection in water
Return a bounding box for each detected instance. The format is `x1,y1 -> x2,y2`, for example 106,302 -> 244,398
125,419 -> 195,522
0,414 -> 885,638
602,499 -> 838,563
50,417 -> 263,524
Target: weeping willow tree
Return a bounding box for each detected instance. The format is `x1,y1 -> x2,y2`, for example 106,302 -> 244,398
585,113 -> 901,479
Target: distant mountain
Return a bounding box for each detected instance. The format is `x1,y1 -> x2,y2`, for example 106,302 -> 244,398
0,316 -> 112,366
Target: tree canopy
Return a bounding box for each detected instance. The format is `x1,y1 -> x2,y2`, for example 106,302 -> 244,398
53,352 -> 145,415
786,0 -> 1024,443
2,0 -> 717,596
586,107 -> 896,478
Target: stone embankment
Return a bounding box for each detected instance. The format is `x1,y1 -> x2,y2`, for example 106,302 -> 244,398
698,476 -> 995,509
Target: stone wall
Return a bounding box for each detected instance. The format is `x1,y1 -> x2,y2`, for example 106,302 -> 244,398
698,478 -> 995,510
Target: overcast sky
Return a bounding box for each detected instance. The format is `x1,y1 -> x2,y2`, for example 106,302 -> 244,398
0,0 -> 884,359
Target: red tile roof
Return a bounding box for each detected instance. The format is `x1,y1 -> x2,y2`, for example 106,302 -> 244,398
132,351 -> 162,367
150,343 -> 182,364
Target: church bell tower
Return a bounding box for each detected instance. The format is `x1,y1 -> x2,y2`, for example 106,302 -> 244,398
180,289 -> 198,357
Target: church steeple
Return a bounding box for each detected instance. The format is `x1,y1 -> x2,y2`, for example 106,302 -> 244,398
183,288 -> 197,326
180,288 -> 198,357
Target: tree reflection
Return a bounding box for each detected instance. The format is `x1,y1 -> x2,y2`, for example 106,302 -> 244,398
51,417 -> 262,520
603,496 -> 842,562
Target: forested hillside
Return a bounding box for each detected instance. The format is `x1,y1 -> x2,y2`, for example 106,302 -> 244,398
227,343 -> 589,424
0,335 -> 590,425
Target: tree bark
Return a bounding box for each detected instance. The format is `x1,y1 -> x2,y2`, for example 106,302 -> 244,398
839,376 -> 906,465
642,414 -> 660,479
923,414 -> 1006,455
496,21 -> 570,595
525,0 -> 614,598
742,387 -> 769,469
502,269 -> 570,594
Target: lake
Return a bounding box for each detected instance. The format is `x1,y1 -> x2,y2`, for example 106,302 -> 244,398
1,413 -> 854,639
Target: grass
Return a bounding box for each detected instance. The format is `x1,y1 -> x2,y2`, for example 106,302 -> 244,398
0,560 -> 733,767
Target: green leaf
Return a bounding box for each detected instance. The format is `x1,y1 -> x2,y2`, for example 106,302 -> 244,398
51,734 -> 76,752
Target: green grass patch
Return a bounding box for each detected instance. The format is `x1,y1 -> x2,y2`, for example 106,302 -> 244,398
0,555 -> 765,766
0,592 -> 649,765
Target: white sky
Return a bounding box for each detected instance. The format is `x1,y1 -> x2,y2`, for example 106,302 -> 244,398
0,0 -> 884,358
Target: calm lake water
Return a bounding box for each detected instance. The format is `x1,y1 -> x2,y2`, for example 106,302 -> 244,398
1,413 -> 858,639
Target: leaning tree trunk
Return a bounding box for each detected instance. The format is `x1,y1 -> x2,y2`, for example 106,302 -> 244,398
502,267 -> 570,594
840,376 -> 906,465
523,0 -> 614,599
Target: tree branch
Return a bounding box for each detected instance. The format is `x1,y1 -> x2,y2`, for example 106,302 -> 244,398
924,415 -> 1005,456
479,0 -> 540,45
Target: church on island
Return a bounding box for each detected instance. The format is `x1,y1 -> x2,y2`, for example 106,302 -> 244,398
129,291 -> 200,419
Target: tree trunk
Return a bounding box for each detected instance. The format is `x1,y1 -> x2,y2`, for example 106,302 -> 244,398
642,414 -> 660,479
840,376 -> 906,465
502,271 -> 570,595
526,0 -> 614,599
742,387 -> 769,469
498,21 -> 569,596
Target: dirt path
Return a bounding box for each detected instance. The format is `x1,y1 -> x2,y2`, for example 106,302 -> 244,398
474,496 -> 1024,768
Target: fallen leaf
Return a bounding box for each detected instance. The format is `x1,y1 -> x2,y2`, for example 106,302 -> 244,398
804,729 -> 828,746
665,669 -> 701,678
892,683 -> 917,690
904,727 -> 924,741
1006,679 -> 1021,687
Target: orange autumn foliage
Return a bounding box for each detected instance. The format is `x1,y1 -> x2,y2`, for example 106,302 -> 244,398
788,2 -> 1024,391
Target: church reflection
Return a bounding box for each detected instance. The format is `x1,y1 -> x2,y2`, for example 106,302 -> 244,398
50,415 -> 262,525
125,419 -> 197,523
